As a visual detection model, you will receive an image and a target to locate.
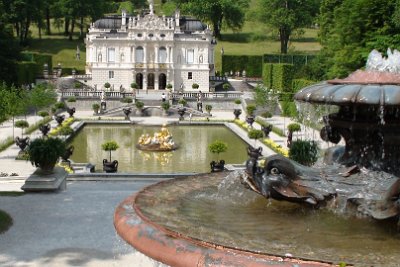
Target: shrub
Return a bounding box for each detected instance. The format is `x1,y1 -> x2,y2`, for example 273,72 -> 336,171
289,140 -> 319,166
58,126 -> 74,136
205,104 -> 212,113
73,82 -> 82,89
280,101 -> 298,117
292,79 -> 316,93
261,111 -> 272,118
15,120 -> 29,129
248,129 -> 264,140
178,98 -> 187,106
246,104 -> 256,116
208,140 -> 228,160
54,102 -> 66,110
92,103 -> 100,111
223,83 -> 230,91
27,137 -> 66,171
234,99 -> 241,105
121,97 -> 133,103
166,83 -> 173,89
104,82 -> 111,89
135,100 -> 144,109
67,96 -> 76,102
130,82 -> 138,89
38,111 -> 49,117
192,83 -> 199,89
287,123 -> 301,133
161,102 -> 170,111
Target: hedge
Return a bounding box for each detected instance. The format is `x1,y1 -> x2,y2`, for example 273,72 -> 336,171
222,55 -> 263,77
262,64 -> 273,89
272,64 -> 294,93
292,79 -> 317,93
263,54 -> 316,66
16,62 -> 39,85
21,52 -> 52,72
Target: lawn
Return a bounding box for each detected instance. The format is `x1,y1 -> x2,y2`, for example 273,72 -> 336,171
24,4 -> 320,74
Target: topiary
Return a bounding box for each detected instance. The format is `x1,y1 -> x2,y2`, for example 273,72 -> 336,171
192,83 -> 199,89
287,123 -> 301,133
101,140 -> 119,161
178,98 -> 187,106
67,96 -> 76,102
248,129 -> 264,145
135,100 -> 144,109
208,140 -> 228,161
246,104 -> 256,116
104,82 -> 111,89
130,82 -> 138,89
289,140 -> 319,166
234,99 -> 241,105
38,111 -> 49,117
121,97 -> 133,103
261,111 -> 273,118
54,102 -> 66,110
161,102 -> 170,111
223,83 -> 230,91
15,120 -> 29,138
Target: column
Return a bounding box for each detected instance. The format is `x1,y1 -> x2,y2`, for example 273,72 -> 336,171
143,46 -> 147,63
155,46 -> 159,64
155,71 -> 159,90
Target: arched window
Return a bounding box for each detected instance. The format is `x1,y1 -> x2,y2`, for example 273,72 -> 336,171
159,73 -> 166,90
135,47 -> 144,63
136,73 -> 143,89
159,47 -> 167,63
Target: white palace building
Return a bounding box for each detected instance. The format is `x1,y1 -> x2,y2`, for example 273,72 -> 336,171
84,4 -> 216,93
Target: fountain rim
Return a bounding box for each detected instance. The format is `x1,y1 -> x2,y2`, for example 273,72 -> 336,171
114,174 -> 334,267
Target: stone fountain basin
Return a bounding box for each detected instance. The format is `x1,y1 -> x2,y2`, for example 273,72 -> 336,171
114,172 -> 400,266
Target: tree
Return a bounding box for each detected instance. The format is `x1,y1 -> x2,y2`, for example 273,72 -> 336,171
28,83 -> 57,115
315,0 -> 400,79
173,0 -> 249,39
256,0 -> 320,54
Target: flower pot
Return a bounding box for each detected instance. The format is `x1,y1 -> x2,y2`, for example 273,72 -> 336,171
210,160 -> 225,172
233,109 -> 242,120
103,159 -> 118,173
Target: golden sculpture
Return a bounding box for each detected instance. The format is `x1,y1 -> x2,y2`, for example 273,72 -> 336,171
137,125 -> 178,151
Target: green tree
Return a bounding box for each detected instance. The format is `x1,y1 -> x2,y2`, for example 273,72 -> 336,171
28,84 -> 57,114
256,0 -> 320,54
173,0 -> 249,38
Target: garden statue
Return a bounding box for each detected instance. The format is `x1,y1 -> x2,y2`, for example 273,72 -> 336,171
137,125 -> 178,151
61,145 -> 74,163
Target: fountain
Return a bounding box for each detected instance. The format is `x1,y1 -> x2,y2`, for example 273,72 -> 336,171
114,50 -> 400,266
242,49 -> 400,221
136,125 -> 178,151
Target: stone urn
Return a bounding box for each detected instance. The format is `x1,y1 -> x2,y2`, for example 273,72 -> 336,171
246,116 -> 255,127
67,107 -> 76,118
103,159 -> 118,173
123,108 -> 132,120
233,109 -> 242,120
261,124 -> 273,137
210,160 -> 225,172
15,136 -> 30,152
55,115 -> 65,126
177,107 -> 186,121
39,124 -> 51,136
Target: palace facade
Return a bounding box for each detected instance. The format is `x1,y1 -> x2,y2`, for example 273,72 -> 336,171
84,8 -> 216,92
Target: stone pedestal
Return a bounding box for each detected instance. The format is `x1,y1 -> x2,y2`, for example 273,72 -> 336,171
21,167 -> 68,192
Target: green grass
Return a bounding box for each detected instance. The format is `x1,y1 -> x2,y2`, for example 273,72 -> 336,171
0,209 -> 13,234
0,137 -> 14,153
0,192 -> 25,197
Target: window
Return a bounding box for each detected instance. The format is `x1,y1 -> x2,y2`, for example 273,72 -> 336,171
160,34 -> 166,38
109,71 -> 114,79
159,47 -> 167,63
148,33 -> 154,38
135,47 -> 144,63
108,48 -> 115,62
137,33 -> 142,37
188,72 -> 192,80
187,49 -> 194,64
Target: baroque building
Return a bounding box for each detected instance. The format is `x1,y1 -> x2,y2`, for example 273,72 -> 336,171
85,5 -> 216,92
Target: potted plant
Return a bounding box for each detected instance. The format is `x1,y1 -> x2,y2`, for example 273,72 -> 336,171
92,103 -> 100,114
208,140 -> 228,172
161,102 -> 170,116
27,137 -> 66,173
101,140 -> 119,173
192,83 -> 199,89
205,104 -> 212,115
287,123 -> 301,147
15,120 -> 29,138
289,140 -> 319,166
248,129 -> 264,146
135,100 -> 144,116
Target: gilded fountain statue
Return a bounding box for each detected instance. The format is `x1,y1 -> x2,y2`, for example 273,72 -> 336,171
136,124 -> 178,151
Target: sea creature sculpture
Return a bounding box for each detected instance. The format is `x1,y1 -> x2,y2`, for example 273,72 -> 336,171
137,125 -> 178,151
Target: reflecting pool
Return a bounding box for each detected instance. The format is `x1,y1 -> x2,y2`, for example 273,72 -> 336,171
69,124 -> 248,173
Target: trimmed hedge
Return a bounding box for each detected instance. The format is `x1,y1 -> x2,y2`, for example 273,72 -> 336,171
262,64 -> 273,89
16,62 -> 39,85
263,54 -> 316,66
292,79 -> 317,93
272,64 -> 294,93
21,52 -> 52,70
222,55 -> 263,77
